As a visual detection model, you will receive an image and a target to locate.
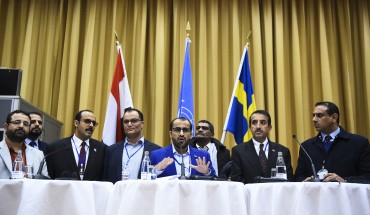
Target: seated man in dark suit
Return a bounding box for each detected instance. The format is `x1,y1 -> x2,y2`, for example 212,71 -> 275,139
150,117 -> 216,178
104,108 -> 161,183
188,120 -> 231,177
46,110 -> 106,181
295,102 -> 370,183
25,112 -> 47,155
231,110 -> 294,183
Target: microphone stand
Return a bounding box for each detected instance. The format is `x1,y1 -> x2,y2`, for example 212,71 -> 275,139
178,146 -> 188,180
34,146 -> 69,179
293,135 -> 320,182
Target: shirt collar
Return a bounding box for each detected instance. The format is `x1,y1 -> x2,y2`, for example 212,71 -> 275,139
321,127 -> 340,141
124,136 -> 145,146
25,138 -> 39,145
172,144 -> 190,156
252,138 -> 269,148
72,134 -> 90,147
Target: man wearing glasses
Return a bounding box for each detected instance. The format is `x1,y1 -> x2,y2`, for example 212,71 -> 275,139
295,102 -> 370,183
0,110 -> 47,179
46,110 -> 106,181
25,112 -> 47,155
150,117 -> 216,178
188,120 -> 231,177
104,108 -> 161,182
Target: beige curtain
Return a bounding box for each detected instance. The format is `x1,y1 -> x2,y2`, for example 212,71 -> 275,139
1,0 -> 369,168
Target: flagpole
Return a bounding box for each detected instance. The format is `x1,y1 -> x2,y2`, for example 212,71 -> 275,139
220,44 -> 249,145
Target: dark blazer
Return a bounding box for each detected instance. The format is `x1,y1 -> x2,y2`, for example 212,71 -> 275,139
38,140 -> 48,155
295,127 -> 370,182
188,137 -> 231,176
150,144 -> 216,178
231,140 -> 294,183
46,137 -> 107,181
103,139 -> 161,183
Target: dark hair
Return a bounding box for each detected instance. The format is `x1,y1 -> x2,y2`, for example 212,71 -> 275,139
249,110 -> 272,127
74,110 -> 94,121
124,108 -> 144,121
198,120 -> 214,135
170,117 -> 192,131
29,112 -> 42,118
6,110 -> 31,123
315,101 -> 340,124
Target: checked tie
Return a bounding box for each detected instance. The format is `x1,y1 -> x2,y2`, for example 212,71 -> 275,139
259,144 -> 268,174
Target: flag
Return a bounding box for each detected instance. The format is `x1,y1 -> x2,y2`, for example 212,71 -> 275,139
102,44 -> 133,146
177,38 -> 195,134
223,46 -> 256,144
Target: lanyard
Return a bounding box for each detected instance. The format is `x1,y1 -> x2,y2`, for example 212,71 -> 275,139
72,138 -> 87,166
124,142 -> 144,165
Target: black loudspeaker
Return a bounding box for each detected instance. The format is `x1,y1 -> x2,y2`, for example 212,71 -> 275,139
0,68 -> 22,95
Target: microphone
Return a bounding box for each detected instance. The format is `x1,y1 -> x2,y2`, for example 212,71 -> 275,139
292,135 -> 320,182
33,146 -> 69,179
178,145 -> 188,180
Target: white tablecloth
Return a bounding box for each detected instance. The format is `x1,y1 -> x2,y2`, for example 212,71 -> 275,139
244,182 -> 370,215
105,180 -> 247,215
0,179 -> 113,215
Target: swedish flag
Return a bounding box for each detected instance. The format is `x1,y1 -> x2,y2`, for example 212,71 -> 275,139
223,46 -> 256,144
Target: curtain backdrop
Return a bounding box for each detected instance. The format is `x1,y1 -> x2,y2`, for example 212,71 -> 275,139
1,0 -> 369,168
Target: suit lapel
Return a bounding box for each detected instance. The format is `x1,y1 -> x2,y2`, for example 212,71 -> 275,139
25,146 -> 34,167
166,145 -> 177,175
0,141 -> 12,172
63,139 -> 78,173
85,140 -> 98,176
115,143 -> 124,179
244,141 -> 264,174
267,142 -> 278,172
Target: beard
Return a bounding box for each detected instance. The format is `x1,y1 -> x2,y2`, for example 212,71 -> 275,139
6,128 -> 28,142
28,128 -> 42,140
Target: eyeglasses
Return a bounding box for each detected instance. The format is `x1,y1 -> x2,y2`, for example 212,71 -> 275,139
123,118 -> 142,125
81,119 -> 98,127
9,120 -> 30,127
31,120 -> 43,125
196,126 -> 209,130
172,127 -> 191,133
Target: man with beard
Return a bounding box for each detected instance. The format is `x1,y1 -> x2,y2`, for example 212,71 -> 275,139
104,108 -> 161,182
150,117 -> 216,178
0,110 -> 47,179
230,110 -> 294,183
25,112 -> 47,154
295,102 -> 370,183
46,110 -> 106,181
188,120 -> 231,177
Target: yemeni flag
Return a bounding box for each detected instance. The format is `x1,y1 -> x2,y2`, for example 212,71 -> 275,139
102,44 -> 133,146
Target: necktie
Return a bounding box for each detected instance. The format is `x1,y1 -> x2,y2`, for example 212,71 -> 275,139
78,142 -> 86,171
323,135 -> 332,152
259,144 -> 268,174
29,141 -> 37,148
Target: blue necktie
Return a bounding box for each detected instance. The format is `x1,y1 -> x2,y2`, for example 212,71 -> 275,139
29,141 -> 37,148
323,136 -> 332,152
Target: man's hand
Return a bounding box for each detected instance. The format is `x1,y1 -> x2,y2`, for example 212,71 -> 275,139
323,173 -> 346,182
155,157 -> 174,171
190,157 -> 210,175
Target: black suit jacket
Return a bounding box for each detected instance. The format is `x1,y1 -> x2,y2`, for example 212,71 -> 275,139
188,137 -> 231,176
38,140 -> 48,155
103,139 -> 161,183
46,137 -> 107,181
295,127 -> 370,182
231,140 -> 294,183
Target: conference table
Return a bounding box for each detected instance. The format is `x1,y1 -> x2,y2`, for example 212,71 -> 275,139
105,179 -> 247,215
1,179 -> 369,215
244,182 -> 370,215
0,179 -> 113,215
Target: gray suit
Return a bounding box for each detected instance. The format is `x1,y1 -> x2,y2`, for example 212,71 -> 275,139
0,140 -> 48,179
